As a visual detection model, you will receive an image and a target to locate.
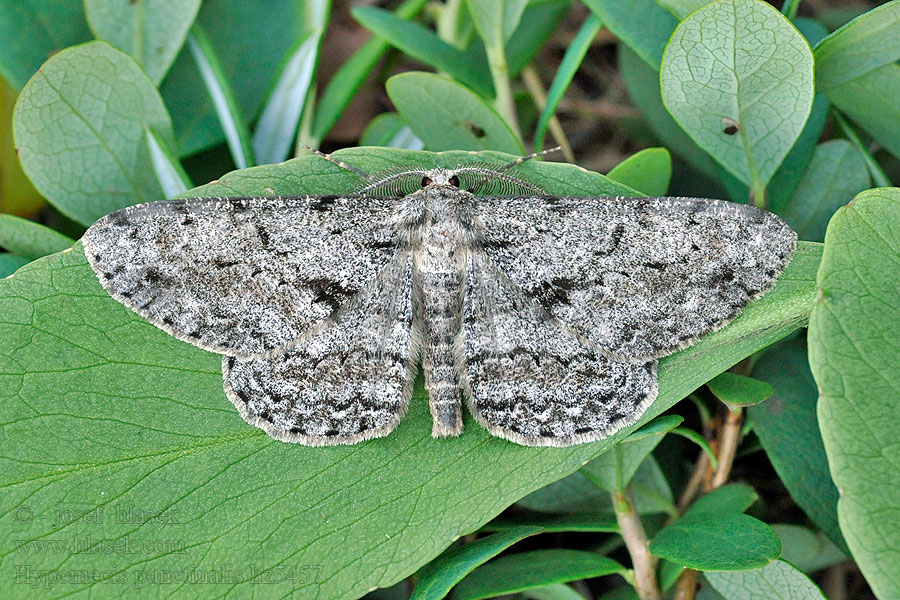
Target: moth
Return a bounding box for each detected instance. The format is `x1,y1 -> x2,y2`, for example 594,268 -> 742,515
82,150 -> 796,447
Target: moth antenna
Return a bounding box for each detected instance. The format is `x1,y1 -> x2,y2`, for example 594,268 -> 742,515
468,146 -> 562,194
301,144 -> 376,182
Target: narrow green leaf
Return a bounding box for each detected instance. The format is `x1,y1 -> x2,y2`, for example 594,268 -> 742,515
0,1 -> 91,91
187,24 -> 255,169
0,148 -> 820,599
808,188 -> 900,600
686,483 -> 758,518
706,372 -> 773,407
772,525 -> 847,574
781,140 -> 870,242
352,6 -> 493,97
504,0 -> 571,78
748,338 -> 847,553
533,13 -> 602,152
618,46 -> 718,180
606,148 -> 672,197
145,128 -> 193,198
159,0 -> 306,156
252,29 -> 321,164
670,428 -> 718,470
705,560 -> 827,599
583,0 -> 678,68
827,62 -> 900,159
813,1 -> 900,92
310,0 -> 428,143
0,253 -> 29,278
466,0 -> 528,49
661,0 -> 814,191
484,513 -> 618,533
360,114 -> 425,149
650,515 -> 781,571
411,527 -> 542,600
454,550 -> 625,600
85,0 -> 200,85
12,41 -> 175,226
580,415 -> 682,491
0,215 -> 74,260
386,73 -> 524,153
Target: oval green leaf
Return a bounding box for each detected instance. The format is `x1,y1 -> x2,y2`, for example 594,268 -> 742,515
453,550 -> 625,600
706,372 -> 773,407
650,514 -> 781,571
660,0 -> 814,190
386,72 -> 524,153
12,41 -> 175,226
85,0 -> 200,85
705,560 -> 827,599
0,214 -> 74,260
583,0 -> 678,68
826,62 -> 900,160
0,148 -> 820,599
808,188 -> 900,600
606,148 -> 673,197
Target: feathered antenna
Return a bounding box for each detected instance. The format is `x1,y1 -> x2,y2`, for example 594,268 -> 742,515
467,146 -> 562,194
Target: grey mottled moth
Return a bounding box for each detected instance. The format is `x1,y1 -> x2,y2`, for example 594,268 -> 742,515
82,151 -> 796,447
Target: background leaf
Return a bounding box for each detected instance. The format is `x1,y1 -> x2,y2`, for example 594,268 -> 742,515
12,41 -> 175,226
772,524 -> 847,574
386,73 -> 524,153
813,0 -> 900,92
411,527 -> 542,600
606,148 -> 672,197
650,515 -> 780,571
826,63 -> 900,160
781,140 -> 870,242
748,338 -> 847,552
0,253 -> 28,278
85,0 -> 201,85
583,0 -> 677,68
0,148 -> 821,599
706,372 -> 773,407
466,0 -> 528,49
705,560 -> 827,599
660,0 -> 814,191
453,550 -> 624,600
808,187 -> 900,600
0,1 -> 92,91
0,214 -> 75,260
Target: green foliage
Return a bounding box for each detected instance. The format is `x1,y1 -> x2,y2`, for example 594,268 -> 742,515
1,0 -> 898,597
809,188 -> 900,600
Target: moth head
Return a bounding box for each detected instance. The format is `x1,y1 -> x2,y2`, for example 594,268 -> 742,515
422,169 -> 461,189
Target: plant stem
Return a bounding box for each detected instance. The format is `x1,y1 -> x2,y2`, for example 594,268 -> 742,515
521,66 -> 575,162
484,43 -> 521,140
613,486 -> 662,600
750,178 -> 766,210
710,407 -> 743,488
781,0 -> 802,20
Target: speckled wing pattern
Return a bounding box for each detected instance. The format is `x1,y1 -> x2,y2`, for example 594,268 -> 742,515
83,195 -> 400,357
463,250 -> 658,447
83,160 -> 796,448
476,196 -> 796,361
223,251 -> 416,445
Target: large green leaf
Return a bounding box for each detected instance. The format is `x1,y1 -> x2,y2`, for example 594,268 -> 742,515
453,550 -> 624,600
781,140 -> 870,242
0,148 -> 820,599
649,515 -> 781,571
0,214 -> 75,260
808,188 -> 900,600
386,73 -> 524,153
660,0 -> 814,191
12,41 -> 175,226
0,1 -> 92,91
748,338 -> 846,552
159,0 -> 304,156
813,0 -> 900,92
85,0 -> 201,85
827,62 -> 900,159
705,560 -> 827,599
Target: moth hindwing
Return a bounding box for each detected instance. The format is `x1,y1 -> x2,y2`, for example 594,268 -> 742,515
83,150 -> 796,447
